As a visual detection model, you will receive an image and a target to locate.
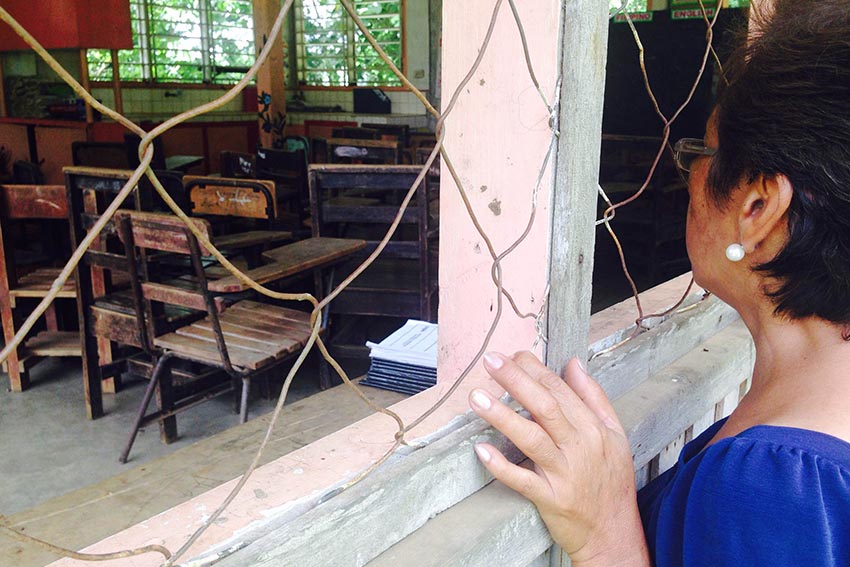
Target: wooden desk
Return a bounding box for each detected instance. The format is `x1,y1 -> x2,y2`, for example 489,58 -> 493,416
212,230 -> 292,251
166,154 -> 204,173
208,237 -> 365,293
0,185 -> 81,393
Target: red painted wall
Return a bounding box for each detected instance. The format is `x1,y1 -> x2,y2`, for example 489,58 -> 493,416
0,1 -> 132,51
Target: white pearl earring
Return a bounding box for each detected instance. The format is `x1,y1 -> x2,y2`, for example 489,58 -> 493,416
725,243 -> 745,262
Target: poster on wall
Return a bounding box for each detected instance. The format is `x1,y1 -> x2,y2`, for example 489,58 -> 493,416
613,11 -> 653,23
670,0 -> 716,20
671,0 -> 750,19
612,0 -> 653,23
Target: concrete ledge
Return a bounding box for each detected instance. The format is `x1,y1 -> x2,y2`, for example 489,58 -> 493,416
44,274 -> 714,567
364,321 -> 754,567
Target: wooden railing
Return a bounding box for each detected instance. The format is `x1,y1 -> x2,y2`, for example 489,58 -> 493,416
187,292 -> 754,567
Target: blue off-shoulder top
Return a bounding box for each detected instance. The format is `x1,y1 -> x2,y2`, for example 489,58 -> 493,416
637,418 -> 850,566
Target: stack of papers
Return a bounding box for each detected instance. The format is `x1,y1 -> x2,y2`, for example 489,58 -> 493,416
361,320 -> 437,395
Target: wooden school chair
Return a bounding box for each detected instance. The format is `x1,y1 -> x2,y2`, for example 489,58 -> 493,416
65,167 -> 154,419
71,141 -> 131,169
331,126 -> 381,140
255,147 -> 310,231
361,123 -> 409,146
326,138 -> 401,165
0,184 -> 79,392
115,210 -> 316,462
309,164 -> 438,358
219,150 -> 256,179
183,175 -> 293,267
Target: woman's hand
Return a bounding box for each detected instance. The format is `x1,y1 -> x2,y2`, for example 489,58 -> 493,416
468,351 -> 649,566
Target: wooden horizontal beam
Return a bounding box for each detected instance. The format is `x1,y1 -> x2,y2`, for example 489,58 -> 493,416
202,320 -> 754,567
364,321 -> 754,567
590,296 -> 737,402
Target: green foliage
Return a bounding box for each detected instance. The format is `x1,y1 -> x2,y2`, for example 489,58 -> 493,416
609,0 -> 649,13
87,0 -> 254,84
87,0 -> 401,87
297,0 -> 403,87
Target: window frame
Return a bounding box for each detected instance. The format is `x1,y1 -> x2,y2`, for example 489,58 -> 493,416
88,0 -> 256,87
89,0 -> 408,90
288,0 -> 408,91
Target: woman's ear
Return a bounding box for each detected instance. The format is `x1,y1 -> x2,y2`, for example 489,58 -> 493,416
738,173 -> 793,253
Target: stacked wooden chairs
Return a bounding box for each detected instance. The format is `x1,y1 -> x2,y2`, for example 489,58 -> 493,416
308,164 -> 438,358
115,210 -> 315,462
0,184 -> 79,394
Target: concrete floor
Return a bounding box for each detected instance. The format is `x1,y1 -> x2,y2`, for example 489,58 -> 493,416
0,351 -> 405,567
0,355 -> 326,515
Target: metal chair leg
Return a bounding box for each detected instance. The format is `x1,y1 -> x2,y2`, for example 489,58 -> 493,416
239,376 -> 250,423
120,353 -> 174,464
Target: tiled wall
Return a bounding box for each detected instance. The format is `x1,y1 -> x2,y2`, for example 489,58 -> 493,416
90,86 -> 427,123
92,87 -> 244,117
297,89 -> 426,115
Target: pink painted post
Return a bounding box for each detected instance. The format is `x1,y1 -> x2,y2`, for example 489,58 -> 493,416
437,0 -> 559,385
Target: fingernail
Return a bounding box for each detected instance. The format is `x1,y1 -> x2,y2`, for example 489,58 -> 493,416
474,444 -> 492,463
470,389 -> 492,411
483,352 -> 504,370
576,357 -> 586,372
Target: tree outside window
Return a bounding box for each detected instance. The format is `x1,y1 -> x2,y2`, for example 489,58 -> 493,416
293,0 -> 403,87
87,0 -> 404,87
87,0 -> 254,84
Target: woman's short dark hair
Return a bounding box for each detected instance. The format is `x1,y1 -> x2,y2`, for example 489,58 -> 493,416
707,0 -> 850,330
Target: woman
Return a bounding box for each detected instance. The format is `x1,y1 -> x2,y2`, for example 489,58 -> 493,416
468,2 -> 850,565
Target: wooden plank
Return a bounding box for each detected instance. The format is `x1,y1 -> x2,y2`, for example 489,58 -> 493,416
114,210 -> 213,255
89,306 -> 142,348
211,406 -> 528,567
22,330 -> 81,357
588,296 -> 738,402
10,269 -> 76,298
174,322 -> 301,357
154,331 -> 271,370
690,407 -> 716,440
209,237 -> 366,293
193,319 -> 302,347
252,0 -> 287,150
206,323 -> 753,567
66,169 -> 104,418
207,313 -> 311,337
63,166 -> 135,193
651,430 -> 687,479
141,282 -> 223,312
212,230 -> 292,250
360,323 -> 755,567
311,165 -> 422,190
545,0 -> 611,377
225,300 -> 311,327
322,205 -> 420,224
260,236 -> 367,265
0,184 -> 68,218
327,137 -> 401,150
370,482 -> 552,567
620,322 -> 754,472
0,205 -> 26,390
188,179 -> 277,219
715,387 -> 741,421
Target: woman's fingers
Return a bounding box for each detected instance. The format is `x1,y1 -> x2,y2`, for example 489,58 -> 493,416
473,442 -> 550,503
511,352 -> 622,434
481,352 -> 575,445
512,352 -> 594,419
562,358 -> 625,435
469,388 -> 564,470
